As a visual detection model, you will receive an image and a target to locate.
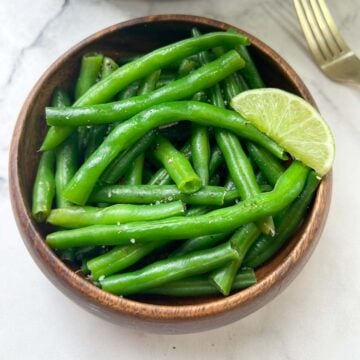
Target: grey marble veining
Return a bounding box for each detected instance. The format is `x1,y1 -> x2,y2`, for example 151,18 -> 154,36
0,1 -> 359,359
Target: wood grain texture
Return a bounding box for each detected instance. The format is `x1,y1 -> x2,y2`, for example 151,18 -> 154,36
8,14 -> 332,334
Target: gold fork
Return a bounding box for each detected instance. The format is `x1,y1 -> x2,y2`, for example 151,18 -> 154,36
294,0 -> 360,85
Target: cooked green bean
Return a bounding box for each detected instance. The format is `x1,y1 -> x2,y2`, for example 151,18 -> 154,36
117,82 -> 139,100
143,268 -> 257,297
223,72 -> 248,103
100,242 -> 239,295
32,151 -> 56,222
75,53 -> 104,155
125,153 -> 144,185
55,135 -> 78,208
156,73 -> 176,88
209,145 -> 224,176
246,142 -> 285,186
191,124 -> 210,186
87,241 -> 165,280
178,58 -> 198,77
153,135 -> 201,194
61,101 -> 285,205
192,91 -> 207,102
243,170 -> 320,268
84,56 -> 119,159
90,185 -> 227,206
74,53 -> 104,100
101,130 -> 157,184
47,200 -> 185,228
84,125 -> 108,160
189,28 -> 211,186
52,89 -> 77,208
101,57 -> 119,81
171,233 -> 229,257
50,88 -> 72,108
41,33 -> 249,150
236,45 -> 265,89
137,70 -> 161,95
148,142 -> 191,185
185,206 -> 214,217
46,51 -> 245,127
210,223 -> 260,295
47,161 -> 308,249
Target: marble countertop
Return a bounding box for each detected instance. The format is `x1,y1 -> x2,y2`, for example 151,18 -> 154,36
1,0 -> 359,359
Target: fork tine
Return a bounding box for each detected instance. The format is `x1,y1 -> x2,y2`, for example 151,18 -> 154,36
300,0 -> 333,60
317,0 -> 351,52
309,0 -> 340,56
294,0 -> 326,65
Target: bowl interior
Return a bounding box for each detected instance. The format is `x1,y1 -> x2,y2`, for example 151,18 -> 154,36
13,16 -> 328,313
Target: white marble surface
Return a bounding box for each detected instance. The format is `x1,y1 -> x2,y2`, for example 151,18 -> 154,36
0,0 -> 359,358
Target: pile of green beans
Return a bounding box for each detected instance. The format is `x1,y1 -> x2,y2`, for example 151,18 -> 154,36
31,29 -> 321,299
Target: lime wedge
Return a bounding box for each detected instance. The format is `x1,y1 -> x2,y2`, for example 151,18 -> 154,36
231,88 -> 335,176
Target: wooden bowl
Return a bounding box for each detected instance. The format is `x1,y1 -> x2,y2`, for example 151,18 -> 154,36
9,15 -> 332,334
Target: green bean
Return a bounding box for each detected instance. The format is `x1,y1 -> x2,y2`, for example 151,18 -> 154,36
87,241 -> 165,280
148,142 -> 191,185
137,70 -> 161,94
101,57 -> 119,80
61,101 -> 285,205
185,206 -> 214,217
226,28 -> 265,89
209,145 -> 224,176
100,242 -> 239,295
246,142 -> 285,187
125,154 -> 144,185
191,124 -> 210,186
46,51 -> 245,127
32,151 -> 56,222
84,126 -> 108,160
236,45 -> 265,89
47,200 -> 185,228
189,32 -> 211,187
210,223 -> 260,295
52,89 -> 77,208
50,88 -> 72,108
223,72 -> 248,103
101,130 -> 157,184
46,161 -> 309,249
171,233 -> 229,257
84,57 -> 119,159
90,185 -> 227,206
41,32 -> 249,150
224,176 -> 236,191
156,73 -> 177,88
74,54 -> 104,155
192,91 -> 208,102
178,58 -> 198,77
153,135 -> 201,194
117,82 -> 139,100
243,171 -> 320,268
74,53 -> 104,100
143,268 -> 257,297
55,135 -> 78,208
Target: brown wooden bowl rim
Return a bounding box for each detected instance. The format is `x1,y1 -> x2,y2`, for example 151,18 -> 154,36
9,14 -> 332,323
